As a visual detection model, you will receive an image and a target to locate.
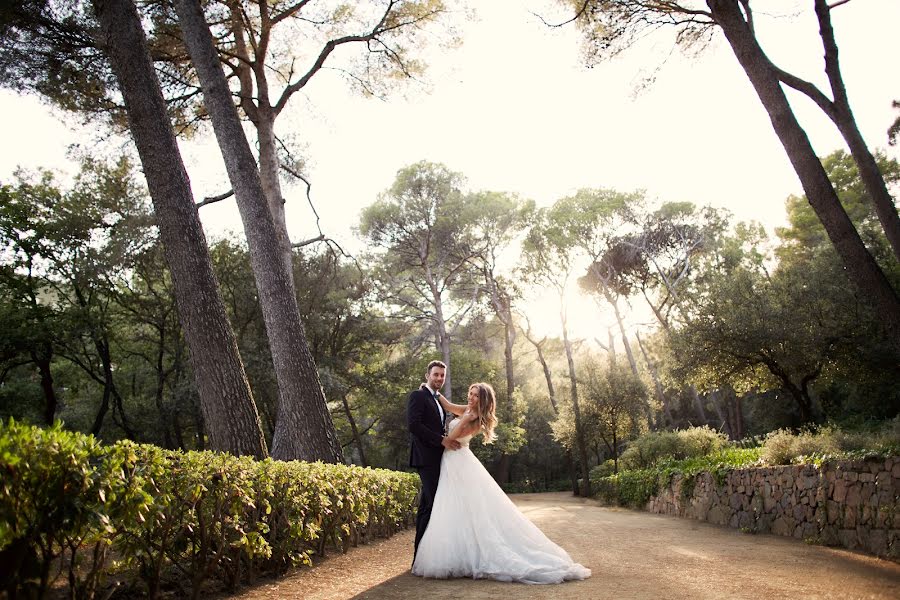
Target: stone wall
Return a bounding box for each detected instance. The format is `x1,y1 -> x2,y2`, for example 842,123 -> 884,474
644,457 -> 899,558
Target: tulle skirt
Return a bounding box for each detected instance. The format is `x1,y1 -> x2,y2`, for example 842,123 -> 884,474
411,446 -> 591,584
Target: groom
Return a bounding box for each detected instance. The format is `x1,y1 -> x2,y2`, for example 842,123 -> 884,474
408,360 -> 460,559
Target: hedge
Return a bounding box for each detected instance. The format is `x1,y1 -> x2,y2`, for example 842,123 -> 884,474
0,419 -> 419,599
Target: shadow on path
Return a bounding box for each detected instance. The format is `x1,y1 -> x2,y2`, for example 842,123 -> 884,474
231,492 -> 900,600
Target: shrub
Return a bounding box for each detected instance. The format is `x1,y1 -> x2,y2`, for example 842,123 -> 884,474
760,429 -> 796,465
0,421 -> 149,599
593,447 -> 763,507
761,421 -> 900,465
619,426 -> 729,470
593,469 -> 660,507
0,419 -> 419,599
588,459 -> 616,484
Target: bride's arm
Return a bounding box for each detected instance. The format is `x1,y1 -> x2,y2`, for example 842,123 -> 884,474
419,383 -> 466,416
437,392 -> 467,417
445,412 -> 479,442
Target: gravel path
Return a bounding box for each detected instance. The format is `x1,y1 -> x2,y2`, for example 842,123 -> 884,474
229,492 -> 900,600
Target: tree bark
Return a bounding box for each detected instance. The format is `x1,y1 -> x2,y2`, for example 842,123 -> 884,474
92,0 -> 267,458
811,0 -> 900,262
522,324 -> 577,494
605,291 -> 640,378
154,329 -> 174,449
340,393 -> 367,467
709,0 -> 900,345
832,114 -> 900,262
31,346 -> 57,425
709,389 -> 734,439
689,384 -> 708,425
90,373 -> 110,436
174,0 -> 342,462
733,393 -> 744,439
635,331 -> 672,426
255,113 -> 297,292
488,282 -> 516,485
523,328 -> 557,413
503,319 -> 516,402
560,304 -> 591,497
493,317 -> 516,484
425,262 -> 453,400
607,328 -> 616,369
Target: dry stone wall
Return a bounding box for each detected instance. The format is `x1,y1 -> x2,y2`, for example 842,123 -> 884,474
645,457 -> 899,558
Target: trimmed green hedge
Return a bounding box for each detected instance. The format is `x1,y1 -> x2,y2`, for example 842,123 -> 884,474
0,419 -> 419,599
591,447 -> 763,507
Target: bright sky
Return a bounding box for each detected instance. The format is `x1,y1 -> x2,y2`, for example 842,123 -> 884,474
1,0 -> 898,339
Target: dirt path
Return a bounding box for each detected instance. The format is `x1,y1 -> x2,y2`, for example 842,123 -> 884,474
230,492 -> 900,600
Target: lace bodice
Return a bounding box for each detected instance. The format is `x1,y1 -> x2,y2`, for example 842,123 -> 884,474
447,417 -> 474,447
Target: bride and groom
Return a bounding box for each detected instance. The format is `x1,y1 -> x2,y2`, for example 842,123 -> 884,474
407,360 -> 591,584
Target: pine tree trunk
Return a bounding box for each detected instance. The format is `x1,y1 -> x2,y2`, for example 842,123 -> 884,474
710,0 -> 900,346
835,116 -> 900,262
32,346 -> 57,425
173,0 -> 341,462
155,332 -> 174,449
607,328 -> 616,369
495,316 -> 516,485
525,329 -> 576,493
812,0 -> 900,262
256,115 -> 297,290
561,307 -> 591,497
709,389 -> 734,439
636,331 -> 672,426
503,317 -> 516,400
428,270 -> 453,400
689,384 -> 708,425
440,327 -> 452,400
92,0 -> 267,458
527,333 -> 557,413
734,393 -> 744,439
340,393 -> 367,467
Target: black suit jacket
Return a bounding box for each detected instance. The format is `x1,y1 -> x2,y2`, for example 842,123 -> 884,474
407,388 -> 445,468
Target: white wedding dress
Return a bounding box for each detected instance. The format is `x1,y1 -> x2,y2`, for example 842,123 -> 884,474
411,418 -> 591,584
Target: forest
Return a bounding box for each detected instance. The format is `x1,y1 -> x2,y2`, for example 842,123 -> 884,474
1,0 -> 899,494
2,148 -> 898,494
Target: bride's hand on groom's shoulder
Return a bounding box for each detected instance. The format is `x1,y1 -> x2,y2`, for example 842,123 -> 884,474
419,382 -> 428,391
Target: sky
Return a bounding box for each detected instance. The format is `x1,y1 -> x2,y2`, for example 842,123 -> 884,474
1,0 -> 898,338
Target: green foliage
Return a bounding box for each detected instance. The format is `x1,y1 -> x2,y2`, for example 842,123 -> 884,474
761,420 -> 900,465
592,468 -> 659,507
592,447 -> 762,507
551,358 -> 648,459
0,419 -> 419,598
595,420 -> 900,507
590,459 -> 616,480
0,419 -> 148,598
776,150 -> 900,264
618,425 -> 729,470
499,479 -> 573,494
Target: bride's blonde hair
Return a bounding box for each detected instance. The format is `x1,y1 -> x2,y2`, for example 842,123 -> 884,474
470,383 -> 498,444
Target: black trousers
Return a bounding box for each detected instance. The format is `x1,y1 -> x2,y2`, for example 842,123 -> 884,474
413,463 -> 441,558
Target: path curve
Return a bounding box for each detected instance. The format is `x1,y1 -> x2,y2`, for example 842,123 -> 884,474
229,492 -> 900,600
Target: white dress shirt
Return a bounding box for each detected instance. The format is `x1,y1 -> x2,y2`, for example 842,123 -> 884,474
426,385 -> 445,426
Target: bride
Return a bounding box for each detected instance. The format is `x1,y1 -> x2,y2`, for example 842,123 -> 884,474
411,382 -> 591,584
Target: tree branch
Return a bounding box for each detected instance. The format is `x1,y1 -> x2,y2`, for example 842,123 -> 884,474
195,189 -> 235,209
531,0 -> 591,28
291,234 -> 325,248
272,0 -> 313,25
274,1 -> 397,114
814,0 -> 850,110
767,62 -> 837,120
